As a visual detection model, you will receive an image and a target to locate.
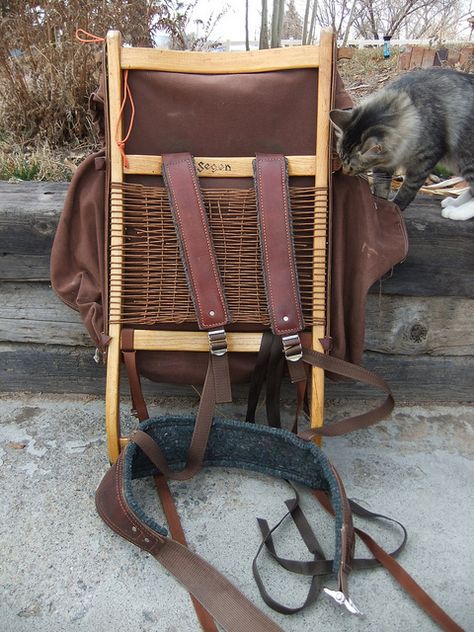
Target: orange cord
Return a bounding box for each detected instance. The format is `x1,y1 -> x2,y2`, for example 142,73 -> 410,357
115,70 -> 136,168
75,28 -> 105,44
76,28 -> 134,167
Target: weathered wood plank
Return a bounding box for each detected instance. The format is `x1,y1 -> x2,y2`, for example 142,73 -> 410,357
0,282 -> 90,346
327,352 -> 474,402
1,183 -> 473,297
0,343 -> 197,397
369,195 -> 474,297
1,283 -> 473,356
0,343 -> 472,401
365,294 -> 474,355
0,182 -> 68,282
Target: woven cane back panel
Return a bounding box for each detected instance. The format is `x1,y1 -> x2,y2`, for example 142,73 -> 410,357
109,182 -> 328,327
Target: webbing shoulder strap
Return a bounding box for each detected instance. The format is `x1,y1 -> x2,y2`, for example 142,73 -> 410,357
96,453 -> 284,632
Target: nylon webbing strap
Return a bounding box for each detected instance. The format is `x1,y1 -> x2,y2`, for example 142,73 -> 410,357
162,152 -> 230,331
130,354 -> 227,481
121,329 -> 149,421
154,475 -> 219,632
312,490 -> 465,632
300,347 -> 395,437
96,453 -> 284,632
254,154 -> 304,337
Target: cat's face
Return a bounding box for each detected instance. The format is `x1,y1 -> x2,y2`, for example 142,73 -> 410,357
330,109 -> 390,175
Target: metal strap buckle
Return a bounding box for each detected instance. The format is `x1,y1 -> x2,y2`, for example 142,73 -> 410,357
323,588 -> 362,615
282,333 -> 303,362
208,329 -> 228,356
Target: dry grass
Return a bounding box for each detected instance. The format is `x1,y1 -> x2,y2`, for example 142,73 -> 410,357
337,46 -> 403,103
0,131 -> 96,181
338,45 -> 474,103
0,0 -> 167,180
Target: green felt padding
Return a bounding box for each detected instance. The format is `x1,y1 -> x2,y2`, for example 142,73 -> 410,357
123,416 -> 343,572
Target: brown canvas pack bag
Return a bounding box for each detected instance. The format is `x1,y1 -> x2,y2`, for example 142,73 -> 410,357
51,79 -> 408,383
49,32 -> 462,632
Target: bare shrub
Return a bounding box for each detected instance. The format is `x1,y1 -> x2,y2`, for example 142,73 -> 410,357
0,1 -> 151,148
0,1 -> 225,151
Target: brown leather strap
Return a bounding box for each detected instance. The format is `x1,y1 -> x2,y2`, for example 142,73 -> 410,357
162,150 -> 232,406
312,490 -> 465,632
122,329 -> 149,421
253,485 -> 327,614
300,347 -> 394,437
354,529 -> 465,632
162,152 -> 230,331
246,331 -> 274,423
264,333 -> 286,427
254,153 -> 304,336
154,476 -> 219,632
255,473 -> 354,610
96,453 -> 285,632
131,354 -> 226,480
254,154 -> 305,390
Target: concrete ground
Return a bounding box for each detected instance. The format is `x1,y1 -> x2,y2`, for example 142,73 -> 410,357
0,393 -> 473,632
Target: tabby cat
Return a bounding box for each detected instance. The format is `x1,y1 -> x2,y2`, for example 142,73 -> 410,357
330,68 -> 474,219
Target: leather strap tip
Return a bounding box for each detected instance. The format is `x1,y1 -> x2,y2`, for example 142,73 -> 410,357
319,336 -> 333,353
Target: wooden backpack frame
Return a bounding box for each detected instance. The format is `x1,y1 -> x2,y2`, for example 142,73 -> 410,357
104,29 -> 336,462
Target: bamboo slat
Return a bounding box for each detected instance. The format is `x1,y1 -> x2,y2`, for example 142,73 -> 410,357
132,330 -> 263,352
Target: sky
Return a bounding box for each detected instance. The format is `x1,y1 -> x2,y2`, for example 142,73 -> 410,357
192,0 -> 310,43
187,0 -> 474,43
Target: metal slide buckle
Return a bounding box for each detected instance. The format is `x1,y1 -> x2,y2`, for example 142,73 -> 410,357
208,329 -> 228,356
323,588 -> 363,615
282,333 -> 303,362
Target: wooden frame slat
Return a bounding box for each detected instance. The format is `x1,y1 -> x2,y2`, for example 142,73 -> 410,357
105,31 -> 125,463
125,155 -> 317,177
121,45 -> 320,73
132,330 -> 263,352
311,28 -> 335,434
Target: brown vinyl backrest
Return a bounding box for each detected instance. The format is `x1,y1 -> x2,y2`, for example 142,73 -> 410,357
105,30 -> 336,462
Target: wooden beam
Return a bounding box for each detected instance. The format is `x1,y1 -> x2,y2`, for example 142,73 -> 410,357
125,155 -> 316,177
2,342 -> 473,402
120,45 -> 320,73
2,285 -> 474,358
369,196 -> 474,298
1,185 -> 473,297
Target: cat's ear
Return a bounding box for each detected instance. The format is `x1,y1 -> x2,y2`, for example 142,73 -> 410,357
329,109 -> 352,133
360,136 -> 385,156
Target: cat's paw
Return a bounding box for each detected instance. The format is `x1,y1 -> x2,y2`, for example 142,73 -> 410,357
441,196 -> 456,208
441,189 -> 472,210
441,198 -> 474,220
